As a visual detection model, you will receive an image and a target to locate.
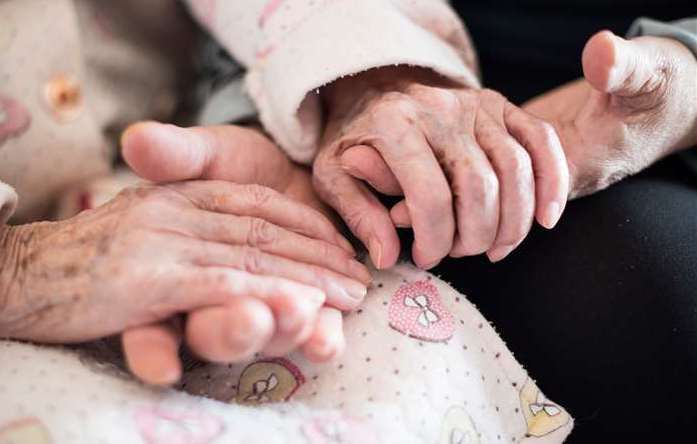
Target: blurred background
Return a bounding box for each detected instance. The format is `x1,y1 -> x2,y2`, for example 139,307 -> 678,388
451,0 -> 696,103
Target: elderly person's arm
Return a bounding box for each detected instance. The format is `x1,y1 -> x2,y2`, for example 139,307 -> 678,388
186,0 -> 571,269
521,18 -> 697,197
0,167 -> 366,343
0,0 -> 370,383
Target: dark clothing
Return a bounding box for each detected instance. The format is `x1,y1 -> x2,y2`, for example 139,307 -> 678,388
435,157 -> 697,443
438,3 -> 697,442
451,0 -> 696,103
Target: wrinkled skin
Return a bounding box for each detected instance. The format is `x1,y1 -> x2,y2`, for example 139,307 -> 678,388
524,31 -> 697,197
315,66 -> 570,269
0,123 -> 367,385
119,123 -> 363,385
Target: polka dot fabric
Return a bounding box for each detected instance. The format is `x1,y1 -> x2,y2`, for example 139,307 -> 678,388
388,278 -> 455,342
0,264 -> 572,443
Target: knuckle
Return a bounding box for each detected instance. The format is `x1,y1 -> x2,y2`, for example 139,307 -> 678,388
373,92 -> 418,120
419,87 -> 460,113
246,218 -> 277,247
532,120 -> 558,146
241,246 -> 266,274
125,197 -> 172,226
467,170 -> 498,205
505,148 -> 533,179
242,184 -> 275,210
475,123 -> 500,144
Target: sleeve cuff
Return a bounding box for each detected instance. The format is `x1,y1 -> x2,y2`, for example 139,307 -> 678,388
0,182 -> 18,225
627,17 -> 697,59
245,0 -> 479,164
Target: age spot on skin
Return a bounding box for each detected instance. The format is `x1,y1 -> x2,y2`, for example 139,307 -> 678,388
62,264 -> 79,278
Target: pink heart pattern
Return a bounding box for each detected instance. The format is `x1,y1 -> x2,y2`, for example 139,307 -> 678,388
134,406 -> 224,444
388,279 -> 455,342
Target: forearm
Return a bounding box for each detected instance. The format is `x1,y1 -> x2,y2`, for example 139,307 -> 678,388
0,224 -> 27,337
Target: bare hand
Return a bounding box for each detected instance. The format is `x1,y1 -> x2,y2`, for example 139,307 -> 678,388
119,123 -> 363,384
314,66 -> 569,268
524,31 -> 697,197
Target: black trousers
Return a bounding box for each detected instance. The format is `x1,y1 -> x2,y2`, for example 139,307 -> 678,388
433,156 -> 697,443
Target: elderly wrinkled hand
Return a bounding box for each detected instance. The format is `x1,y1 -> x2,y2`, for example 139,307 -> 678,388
0,123 -> 369,386
314,66 -> 570,269
117,123 -> 370,385
524,30 -> 697,197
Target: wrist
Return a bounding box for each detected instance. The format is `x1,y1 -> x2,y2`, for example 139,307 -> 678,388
0,223 -> 44,338
321,66 -> 464,117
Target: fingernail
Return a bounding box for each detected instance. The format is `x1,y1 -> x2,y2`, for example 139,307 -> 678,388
487,244 -> 516,263
326,278 -> 367,301
341,163 -> 365,180
369,237 -> 383,269
541,201 -> 562,229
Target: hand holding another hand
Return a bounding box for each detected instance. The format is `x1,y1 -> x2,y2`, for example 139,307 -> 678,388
314,66 -> 570,269
524,31 -> 697,197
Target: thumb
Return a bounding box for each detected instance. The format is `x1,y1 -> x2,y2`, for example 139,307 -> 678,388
582,30 -> 666,102
340,145 -> 402,196
121,121 -> 293,190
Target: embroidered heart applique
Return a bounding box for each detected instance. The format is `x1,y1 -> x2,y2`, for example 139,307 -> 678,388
519,378 -> 570,437
388,279 -> 455,342
0,417 -> 51,444
134,406 -> 224,444
0,96 -> 31,147
234,358 -> 304,405
302,415 -> 378,444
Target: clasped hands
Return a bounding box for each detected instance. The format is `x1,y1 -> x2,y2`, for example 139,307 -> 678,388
5,30 -> 691,385
114,30 -> 697,384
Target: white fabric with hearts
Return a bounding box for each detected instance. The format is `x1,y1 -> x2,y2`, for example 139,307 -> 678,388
0,248 -> 573,443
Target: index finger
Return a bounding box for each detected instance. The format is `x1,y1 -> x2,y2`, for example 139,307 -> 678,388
313,148 -> 401,270
167,180 -> 355,254
505,104 -> 570,229
373,125 -> 455,269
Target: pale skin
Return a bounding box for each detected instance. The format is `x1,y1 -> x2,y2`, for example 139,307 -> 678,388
109,30 -> 697,385
119,123 -> 364,384
315,66 -> 570,269
321,31 -> 696,265
0,123 -> 368,385
1,28 -> 694,387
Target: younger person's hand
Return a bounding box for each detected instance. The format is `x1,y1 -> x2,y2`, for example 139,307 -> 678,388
314,66 -> 569,269
119,123 -> 366,385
